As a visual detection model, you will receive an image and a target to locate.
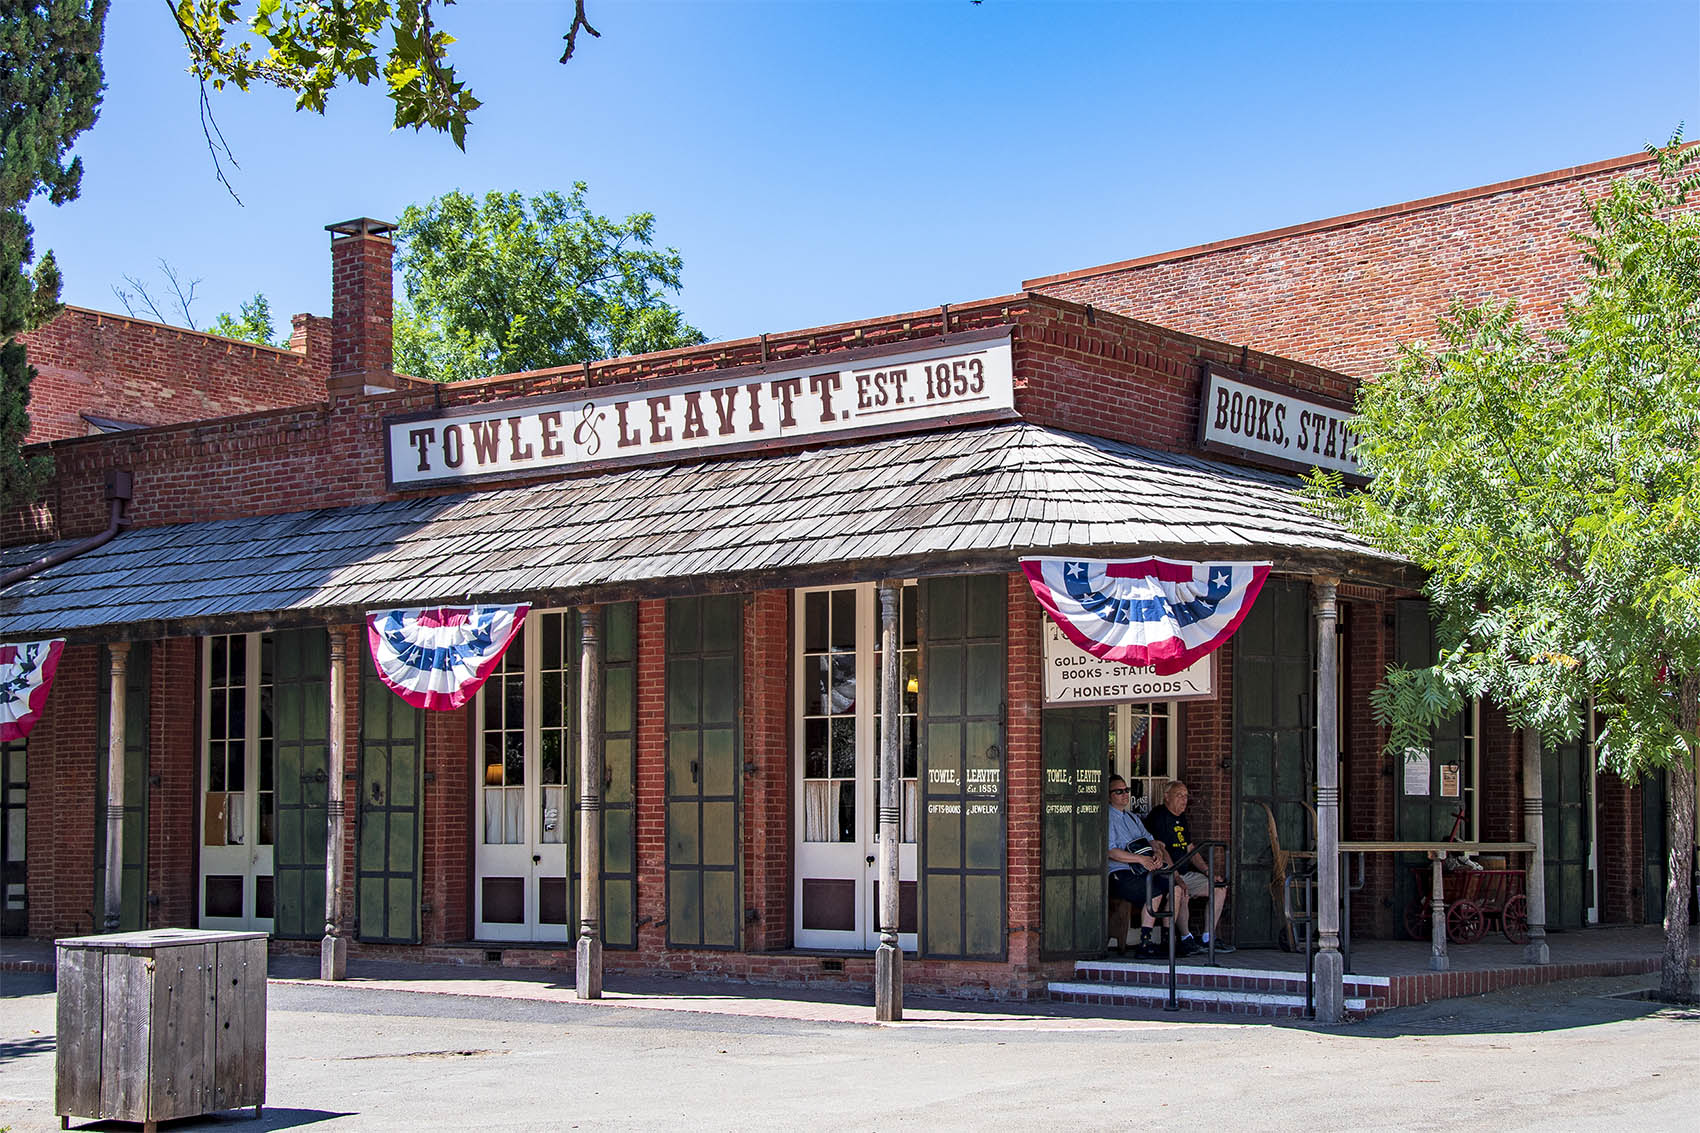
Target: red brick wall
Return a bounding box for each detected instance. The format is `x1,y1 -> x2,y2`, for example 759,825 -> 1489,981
1005,573 -> 1043,972
1027,152 -> 1682,379
422,704 -> 472,943
330,231 -> 394,379
1341,591 -> 1398,938
741,590 -> 792,950
18,307 -> 328,445
27,644 -> 98,937
634,600 -> 668,953
1596,775 -> 1641,924
148,637 -> 199,929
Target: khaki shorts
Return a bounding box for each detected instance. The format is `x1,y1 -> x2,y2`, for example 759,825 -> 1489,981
1176,871 -> 1222,898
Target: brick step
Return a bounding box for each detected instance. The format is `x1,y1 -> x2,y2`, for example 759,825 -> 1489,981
1073,958 -> 1390,997
1050,979 -> 1379,1018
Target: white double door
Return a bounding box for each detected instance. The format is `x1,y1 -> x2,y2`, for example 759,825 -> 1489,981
793,584 -> 918,951
199,633 -> 274,932
474,612 -> 573,942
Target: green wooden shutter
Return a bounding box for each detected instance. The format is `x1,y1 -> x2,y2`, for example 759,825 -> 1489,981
271,629 -> 329,940
1041,705 -> 1108,958
1232,579 -> 1313,948
919,574 -> 1006,961
94,642 -> 150,932
358,650 -> 424,943
601,602 -> 638,949
665,595 -> 742,949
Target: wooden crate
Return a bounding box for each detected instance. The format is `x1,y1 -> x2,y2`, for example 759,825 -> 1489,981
55,928 -> 266,1131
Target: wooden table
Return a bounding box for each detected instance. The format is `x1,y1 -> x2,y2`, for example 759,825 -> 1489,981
1337,841 -> 1535,971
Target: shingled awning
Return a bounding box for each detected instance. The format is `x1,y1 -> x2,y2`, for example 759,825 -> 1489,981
0,422 -> 1409,641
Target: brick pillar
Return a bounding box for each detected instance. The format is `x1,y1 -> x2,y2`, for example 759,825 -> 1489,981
1004,573 -> 1044,980
741,591 -> 792,950
327,218 -> 395,383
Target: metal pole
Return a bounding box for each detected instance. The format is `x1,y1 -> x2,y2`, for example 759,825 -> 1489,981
1312,575 -> 1344,1023
1521,727 -> 1550,964
321,631 -> 349,980
874,582 -> 903,1021
103,643 -> 130,933
576,606 -> 605,999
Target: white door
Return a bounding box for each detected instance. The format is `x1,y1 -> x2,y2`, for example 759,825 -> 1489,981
474,613 -> 572,942
199,634 -> 275,932
794,584 -> 918,951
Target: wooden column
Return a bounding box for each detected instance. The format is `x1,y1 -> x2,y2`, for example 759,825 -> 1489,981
874,582 -> 903,1021
1428,851 -> 1449,970
1311,575 -> 1344,1023
321,632 -> 349,980
103,643 -> 130,934
576,606 -> 605,999
1521,727 -> 1550,964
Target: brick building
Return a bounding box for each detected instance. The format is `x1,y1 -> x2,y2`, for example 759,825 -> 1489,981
0,150 -> 1679,1019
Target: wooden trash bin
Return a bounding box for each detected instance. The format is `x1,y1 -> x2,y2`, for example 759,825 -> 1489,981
55,928 -> 266,1131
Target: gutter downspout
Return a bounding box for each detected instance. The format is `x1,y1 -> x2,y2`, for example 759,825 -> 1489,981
0,469 -> 132,590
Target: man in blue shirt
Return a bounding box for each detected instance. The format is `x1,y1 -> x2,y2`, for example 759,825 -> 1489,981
1107,774 -> 1174,959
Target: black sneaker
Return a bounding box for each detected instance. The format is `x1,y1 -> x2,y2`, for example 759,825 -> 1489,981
1132,940 -> 1163,960
1210,940 -> 1236,954
1177,935 -> 1201,957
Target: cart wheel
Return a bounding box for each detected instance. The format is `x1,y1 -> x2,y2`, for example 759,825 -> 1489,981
1447,899 -> 1486,944
1403,899 -> 1431,941
1502,894 -> 1529,945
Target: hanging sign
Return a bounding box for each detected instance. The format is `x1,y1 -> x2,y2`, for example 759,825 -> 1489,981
1402,748 -> 1432,796
384,327 -> 1016,488
1041,619 -> 1214,704
0,638 -> 65,741
367,605 -> 530,711
1021,556 -> 1271,676
1198,363 -> 1364,479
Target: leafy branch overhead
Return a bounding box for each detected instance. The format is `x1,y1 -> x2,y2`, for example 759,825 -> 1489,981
172,0 -> 597,150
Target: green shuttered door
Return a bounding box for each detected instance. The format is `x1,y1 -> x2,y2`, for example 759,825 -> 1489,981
919,574 -> 1006,961
358,651 -> 423,943
1041,706 -> 1108,958
272,629 -> 329,940
666,596 -> 742,949
600,603 -> 639,949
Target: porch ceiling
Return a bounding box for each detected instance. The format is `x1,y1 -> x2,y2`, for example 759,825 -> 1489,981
0,421 -> 1409,641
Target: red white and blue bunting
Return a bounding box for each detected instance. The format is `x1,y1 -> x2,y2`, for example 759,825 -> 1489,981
1020,557 -> 1271,675
366,605 -> 530,711
0,638 -> 66,742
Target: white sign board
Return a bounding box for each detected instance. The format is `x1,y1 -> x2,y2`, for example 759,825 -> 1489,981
1041,619 -> 1215,705
385,328 -> 1016,488
1403,748 -> 1432,796
1198,365 -> 1363,478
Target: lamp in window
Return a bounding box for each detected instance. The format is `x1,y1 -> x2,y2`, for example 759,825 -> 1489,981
905,676 -> 918,694
484,762 -> 504,786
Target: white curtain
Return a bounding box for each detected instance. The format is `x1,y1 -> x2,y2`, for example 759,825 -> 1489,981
804,780 -> 835,842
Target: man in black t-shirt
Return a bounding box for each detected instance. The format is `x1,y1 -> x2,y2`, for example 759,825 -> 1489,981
1143,780 -> 1233,953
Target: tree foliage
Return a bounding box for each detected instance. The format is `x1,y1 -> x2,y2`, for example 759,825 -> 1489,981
1,0 -> 106,506
1308,139 -> 1700,1001
394,187 -> 706,384
208,291 -> 285,347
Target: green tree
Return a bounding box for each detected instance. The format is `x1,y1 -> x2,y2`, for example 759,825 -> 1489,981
1,0 -> 106,506
1308,140 -> 1699,1002
208,291 -> 286,347
394,187 -> 706,384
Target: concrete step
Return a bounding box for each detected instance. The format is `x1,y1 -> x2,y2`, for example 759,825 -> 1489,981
1074,958 -> 1390,998
1049,979 -> 1379,1019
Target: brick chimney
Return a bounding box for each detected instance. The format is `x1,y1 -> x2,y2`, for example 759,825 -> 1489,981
326,217 -> 395,390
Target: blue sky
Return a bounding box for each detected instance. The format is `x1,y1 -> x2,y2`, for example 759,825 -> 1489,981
26,1 -> 1700,347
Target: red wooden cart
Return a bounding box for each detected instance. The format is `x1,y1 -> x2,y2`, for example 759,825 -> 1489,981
1404,865 -> 1529,944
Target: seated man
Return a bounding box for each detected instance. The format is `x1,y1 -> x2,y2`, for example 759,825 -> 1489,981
1143,780 -> 1233,953
1106,774 -> 1172,959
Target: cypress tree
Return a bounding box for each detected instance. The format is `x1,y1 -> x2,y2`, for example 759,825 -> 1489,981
1,1 -> 106,506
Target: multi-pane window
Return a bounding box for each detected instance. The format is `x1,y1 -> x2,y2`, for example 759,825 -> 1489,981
1109,701 -> 1175,816
537,614 -> 574,846
873,585 -> 919,841
204,635 -> 274,848
481,624 -> 528,845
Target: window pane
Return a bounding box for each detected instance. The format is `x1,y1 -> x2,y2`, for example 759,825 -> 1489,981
541,785 -> 564,844
804,592 -> 828,653
836,780 -> 855,842
830,589 -> 856,650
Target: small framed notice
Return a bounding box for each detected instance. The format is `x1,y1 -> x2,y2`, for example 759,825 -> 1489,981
1439,763 -> 1461,798
1402,748 -> 1432,796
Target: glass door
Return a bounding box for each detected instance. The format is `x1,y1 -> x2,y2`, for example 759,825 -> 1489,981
474,615 -> 571,942
794,584 -> 918,951
200,634 -> 275,931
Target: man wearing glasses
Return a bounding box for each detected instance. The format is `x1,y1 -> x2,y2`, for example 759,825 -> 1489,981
1106,774 -> 1173,959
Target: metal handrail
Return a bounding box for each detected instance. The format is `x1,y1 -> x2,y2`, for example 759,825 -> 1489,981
1283,863 -> 1318,1019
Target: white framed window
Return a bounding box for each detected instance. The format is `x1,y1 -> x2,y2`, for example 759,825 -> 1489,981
1108,701 -> 1177,816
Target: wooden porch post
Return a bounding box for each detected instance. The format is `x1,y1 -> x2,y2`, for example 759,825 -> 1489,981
577,605 -> 605,999
103,642 -> 130,934
1312,575 -> 1344,1023
1521,727 -> 1550,965
322,631 -> 349,980
875,582 -> 903,1021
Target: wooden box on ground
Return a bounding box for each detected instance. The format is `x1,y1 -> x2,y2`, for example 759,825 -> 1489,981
55,928 -> 266,1131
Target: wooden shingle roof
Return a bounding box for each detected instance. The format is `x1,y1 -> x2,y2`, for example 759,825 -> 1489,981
0,422 -> 1406,641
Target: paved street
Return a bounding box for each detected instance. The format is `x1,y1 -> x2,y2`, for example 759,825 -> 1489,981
2,968 -> 1695,1131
